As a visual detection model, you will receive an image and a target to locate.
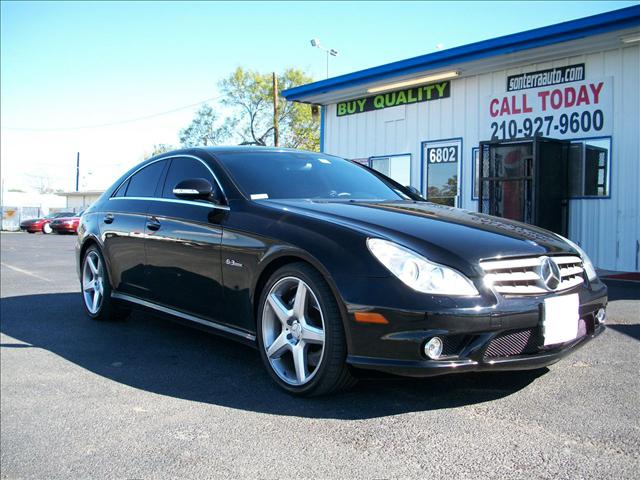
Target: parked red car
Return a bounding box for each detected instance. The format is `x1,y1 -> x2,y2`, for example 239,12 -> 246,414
19,212 -> 75,234
50,211 -> 84,234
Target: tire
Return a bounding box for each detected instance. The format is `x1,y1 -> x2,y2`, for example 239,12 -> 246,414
256,262 -> 356,396
42,223 -> 52,234
81,245 -> 130,321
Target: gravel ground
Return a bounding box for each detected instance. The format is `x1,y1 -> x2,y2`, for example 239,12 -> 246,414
1,232 -> 639,479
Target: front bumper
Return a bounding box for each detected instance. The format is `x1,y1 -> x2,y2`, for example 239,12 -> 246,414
336,274 -> 607,378
348,324 -> 604,377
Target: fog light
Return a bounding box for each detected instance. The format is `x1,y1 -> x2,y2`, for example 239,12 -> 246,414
424,337 -> 443,359
596,308 -> 606,324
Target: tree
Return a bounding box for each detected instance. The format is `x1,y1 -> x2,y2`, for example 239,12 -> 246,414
151,144 -> 174,156
219,67 -> 319,151
179,104 -> 235,147
26,174 -> 56,194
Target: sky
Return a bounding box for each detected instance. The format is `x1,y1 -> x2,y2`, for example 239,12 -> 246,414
1,0 -> 638,193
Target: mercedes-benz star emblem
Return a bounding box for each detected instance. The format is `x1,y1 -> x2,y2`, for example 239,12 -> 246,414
539,256 -> 561,291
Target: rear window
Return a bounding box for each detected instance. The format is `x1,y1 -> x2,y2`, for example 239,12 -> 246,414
113,178 -> 130,197
124,160 -> 167,197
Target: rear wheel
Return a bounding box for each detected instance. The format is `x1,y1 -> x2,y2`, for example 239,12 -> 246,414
81,246 -> 129,321
42,223 -> 52,234
257,262 -> 355,396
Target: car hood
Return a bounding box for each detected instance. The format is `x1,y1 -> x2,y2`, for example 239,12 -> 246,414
262,199 -> 576,276
52,217 -> 77,222
20,218 -> 42,225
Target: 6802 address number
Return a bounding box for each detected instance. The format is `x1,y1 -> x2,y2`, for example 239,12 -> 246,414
427,145 -> 458,163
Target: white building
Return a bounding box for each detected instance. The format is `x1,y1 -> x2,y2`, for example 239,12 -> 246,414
283,6 -> 640,272
0,190 -> 67,231
57,190 -> 104,211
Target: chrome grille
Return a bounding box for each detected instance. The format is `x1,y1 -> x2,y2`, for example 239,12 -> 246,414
480,255 -> 584,295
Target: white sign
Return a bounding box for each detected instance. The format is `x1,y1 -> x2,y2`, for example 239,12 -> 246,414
483,77 -> 613,141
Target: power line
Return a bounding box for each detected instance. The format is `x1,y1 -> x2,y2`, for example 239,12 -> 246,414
2,95 -> 222,132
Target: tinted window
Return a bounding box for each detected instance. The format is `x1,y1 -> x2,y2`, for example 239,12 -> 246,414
162,157 -> 215,199
218,152 -> 404,201
113,178 -> 130,197
126,161 -> 166,197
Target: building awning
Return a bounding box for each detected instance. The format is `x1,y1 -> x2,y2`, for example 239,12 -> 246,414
282,5 -> 640,105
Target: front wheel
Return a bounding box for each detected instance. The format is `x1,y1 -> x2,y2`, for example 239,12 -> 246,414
81,246 -> 129,321
42,223 -> 52,234
257,262 -> 355,396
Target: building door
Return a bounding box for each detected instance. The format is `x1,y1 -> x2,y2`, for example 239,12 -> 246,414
422,139 -> 461,207
478,137 -> 569,236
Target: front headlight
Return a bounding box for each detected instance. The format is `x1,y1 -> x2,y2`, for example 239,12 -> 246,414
561,236 -> 598,281
366,238 -> 479,296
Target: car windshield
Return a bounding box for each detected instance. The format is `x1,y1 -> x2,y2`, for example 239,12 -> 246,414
218,151 -> 407,201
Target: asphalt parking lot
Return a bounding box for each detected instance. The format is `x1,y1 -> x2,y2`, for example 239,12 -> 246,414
1,232 -> 639,479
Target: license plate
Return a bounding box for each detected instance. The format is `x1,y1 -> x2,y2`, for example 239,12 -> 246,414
543,294 -> 579,346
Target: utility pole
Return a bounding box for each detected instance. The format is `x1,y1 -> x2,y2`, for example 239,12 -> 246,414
272,72 -> 279,147
75,152 -> 80,191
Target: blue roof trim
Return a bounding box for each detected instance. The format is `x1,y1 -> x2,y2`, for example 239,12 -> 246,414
283,6 -> 640,102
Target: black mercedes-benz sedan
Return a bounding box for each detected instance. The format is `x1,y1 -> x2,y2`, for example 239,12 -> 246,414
76,147 -> 607,396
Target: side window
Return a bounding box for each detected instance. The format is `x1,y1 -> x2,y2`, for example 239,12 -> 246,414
125,160 -> 167,198
162,157 -> 216,199
113,178 -> 130,197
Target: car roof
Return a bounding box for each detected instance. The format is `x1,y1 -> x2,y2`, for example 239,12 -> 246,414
153,146 -> 324,160
199,146 -> 315,155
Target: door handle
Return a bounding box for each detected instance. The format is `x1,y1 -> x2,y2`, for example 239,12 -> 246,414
146,218 -> 161,231
104,214 -> 114,224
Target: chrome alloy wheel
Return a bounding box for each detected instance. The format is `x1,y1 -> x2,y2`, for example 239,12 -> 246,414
261,276 -> 326,386
82,251 -> 105,314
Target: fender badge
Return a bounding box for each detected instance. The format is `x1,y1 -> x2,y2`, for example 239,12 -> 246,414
225,259 -> 243,268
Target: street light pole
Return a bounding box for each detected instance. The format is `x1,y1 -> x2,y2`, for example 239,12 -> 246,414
326,50 -> 329,79
310,39 -> 338,79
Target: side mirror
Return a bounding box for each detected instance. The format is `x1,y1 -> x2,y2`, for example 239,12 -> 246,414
173,178 -> 214,201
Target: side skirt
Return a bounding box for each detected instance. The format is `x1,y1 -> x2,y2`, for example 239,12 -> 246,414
111,292 -> 257,346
